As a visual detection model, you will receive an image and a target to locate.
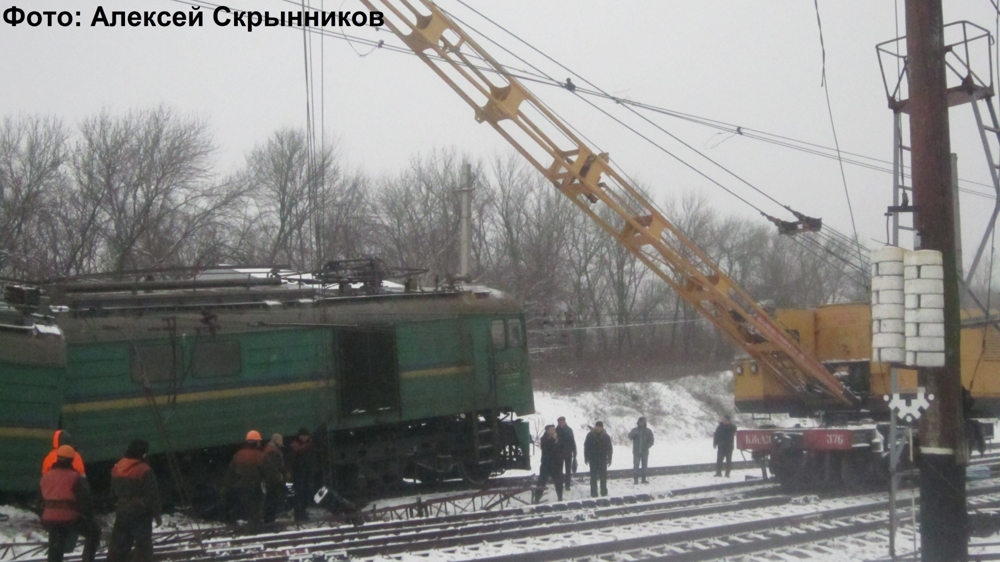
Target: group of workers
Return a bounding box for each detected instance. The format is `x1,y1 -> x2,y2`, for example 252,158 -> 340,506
39,431 -> 161,562
224,428 -> 318,531
36,416 -> 741,557
36,428 -> 319,562
534,415 -> 738,501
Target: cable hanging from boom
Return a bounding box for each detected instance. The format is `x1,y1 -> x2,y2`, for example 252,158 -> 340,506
447,0 -> 858,246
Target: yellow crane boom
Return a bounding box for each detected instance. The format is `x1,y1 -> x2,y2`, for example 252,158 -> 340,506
361,0 -> 855,409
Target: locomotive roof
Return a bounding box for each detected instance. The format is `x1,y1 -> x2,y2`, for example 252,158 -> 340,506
53,284 -> 523,344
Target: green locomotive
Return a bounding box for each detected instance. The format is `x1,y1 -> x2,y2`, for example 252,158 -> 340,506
0,285 -> 67,493
0,262 -> 534,503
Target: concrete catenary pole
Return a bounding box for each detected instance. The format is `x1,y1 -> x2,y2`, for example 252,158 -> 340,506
905,1 -> 968,560
459,161 -> 472,280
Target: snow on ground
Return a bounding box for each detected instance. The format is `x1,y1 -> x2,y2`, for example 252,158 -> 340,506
520,371 -> 754,470
0,506 -> 219,559
0,505 -> 46,546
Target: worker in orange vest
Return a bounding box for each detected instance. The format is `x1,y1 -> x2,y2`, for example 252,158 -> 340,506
41,430 -> 85,476
223,430 -> 279,532
107,439 -> 162,562
39,445 -> 100,562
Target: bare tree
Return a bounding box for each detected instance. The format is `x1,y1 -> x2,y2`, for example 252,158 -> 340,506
240,128 -> 315,267
321,167 -> 378,263
0,115 -> 68,279
72,107 -> 239,272
372,149 -> 471,281
483,153 -> 572,316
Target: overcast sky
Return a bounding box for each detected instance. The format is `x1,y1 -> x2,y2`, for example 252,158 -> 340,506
4,0 -> 1000,272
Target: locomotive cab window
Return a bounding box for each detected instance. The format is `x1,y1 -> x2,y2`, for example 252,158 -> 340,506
130,345 -> 181,384
191,341 -> 242,378
491,320 -> 506,350
339,328 -> 400,416
507,320 -> 523,349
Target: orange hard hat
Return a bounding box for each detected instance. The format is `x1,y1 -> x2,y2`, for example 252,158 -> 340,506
56,445 -> 76,459
245,430 -> 262,441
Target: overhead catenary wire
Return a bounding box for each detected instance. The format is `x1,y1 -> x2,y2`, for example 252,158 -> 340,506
436,3 -> 777,224
448,0 -> 792,217
447,0 -> 875,271
812,0 -> 866,284
788,235 -> 869,289
174,0 -> 998,202
562,94 -> 998,199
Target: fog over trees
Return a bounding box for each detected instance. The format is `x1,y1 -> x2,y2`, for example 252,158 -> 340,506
0,109 -> 872,380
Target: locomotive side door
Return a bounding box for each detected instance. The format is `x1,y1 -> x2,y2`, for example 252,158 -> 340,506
335,326 -> 401,420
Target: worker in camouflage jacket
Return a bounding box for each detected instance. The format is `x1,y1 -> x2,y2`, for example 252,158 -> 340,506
107,439 -> 162,562
628,417 -> 654,484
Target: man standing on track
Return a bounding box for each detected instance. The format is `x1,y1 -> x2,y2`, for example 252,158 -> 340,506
535,424 -> 563,502
583,421 -> 613,497
288,428 -> 316,522
107,439 -> 162,562
628,417 -> 654,484
713,415 -> 737,477
555,416 -> 576,491
39,445 -> 99,562
223,430 -> 279,532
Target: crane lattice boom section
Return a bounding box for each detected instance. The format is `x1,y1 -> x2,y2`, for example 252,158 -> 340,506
362,0 -> 854,408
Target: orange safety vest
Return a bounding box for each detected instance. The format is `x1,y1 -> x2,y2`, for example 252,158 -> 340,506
41,430 -> 86,476
40,467 -> 81,525
111,457 -> 152,481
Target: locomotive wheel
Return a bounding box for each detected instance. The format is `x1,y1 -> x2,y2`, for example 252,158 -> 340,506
458,462 -> 493,486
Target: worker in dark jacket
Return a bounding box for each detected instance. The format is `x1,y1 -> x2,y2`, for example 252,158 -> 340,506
223,430 -> 279,532
713,415 -> 737,477
107,439 -> 162,562
262,433 -> 286,523
628,417 -> 654,484
534,425 -> 563,502
41,430 -> 86,476
39,445 -> 99,562
288,428 -> 316,522
555,417 -> 577,491
583,421 -> 613,497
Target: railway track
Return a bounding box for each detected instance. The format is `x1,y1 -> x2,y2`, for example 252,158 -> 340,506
371,458 -> 762,502
190,480 -> 1000,561
6,457 -> 1000,561
132,484 -> 780,562
1,463 -> 773,562
345,482 -> 1000,562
